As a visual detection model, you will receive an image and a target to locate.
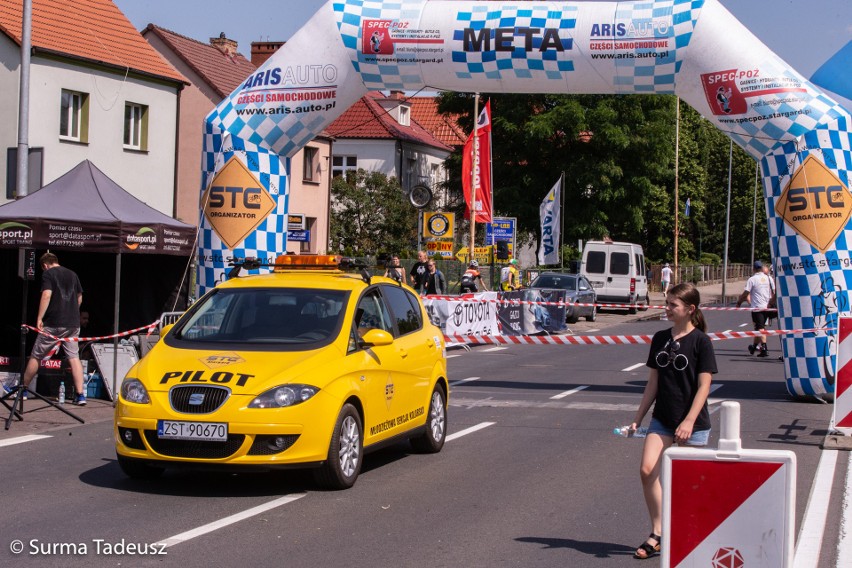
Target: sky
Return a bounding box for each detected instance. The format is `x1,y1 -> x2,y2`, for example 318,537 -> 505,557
113,0 -> 850,81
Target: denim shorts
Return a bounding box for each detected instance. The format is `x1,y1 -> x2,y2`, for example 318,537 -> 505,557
648,417 -> 710,446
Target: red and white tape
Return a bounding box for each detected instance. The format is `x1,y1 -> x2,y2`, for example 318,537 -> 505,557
444,328 -> 826,346
25,321 -> 160,358
423,295 -> 764,311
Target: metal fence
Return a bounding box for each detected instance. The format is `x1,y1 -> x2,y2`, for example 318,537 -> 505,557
647,263 -> 751,292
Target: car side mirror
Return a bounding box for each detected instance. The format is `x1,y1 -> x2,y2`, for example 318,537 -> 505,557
159,323 -> 175,339
359,328 -> 393,348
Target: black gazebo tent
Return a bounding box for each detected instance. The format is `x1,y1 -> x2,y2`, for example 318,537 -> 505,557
0,160 -> 196,394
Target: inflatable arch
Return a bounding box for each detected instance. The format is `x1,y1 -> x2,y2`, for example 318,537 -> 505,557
199,0 -> 850,398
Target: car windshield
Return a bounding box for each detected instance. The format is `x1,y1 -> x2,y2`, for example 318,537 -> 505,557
173,288 -> 346,347
532,275 -> 577,291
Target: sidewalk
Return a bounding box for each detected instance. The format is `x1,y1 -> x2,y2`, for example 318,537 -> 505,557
648,278 -> 745,309
0,394 -> 115,441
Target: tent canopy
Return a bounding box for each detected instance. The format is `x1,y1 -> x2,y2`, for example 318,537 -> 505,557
0,160 -> 195,254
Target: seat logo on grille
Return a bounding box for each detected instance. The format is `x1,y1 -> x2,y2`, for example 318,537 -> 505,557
189,393 -> 206,406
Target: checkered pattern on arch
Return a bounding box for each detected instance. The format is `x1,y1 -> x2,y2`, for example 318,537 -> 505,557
196,121 -> 290,296
761,120 -> 852,396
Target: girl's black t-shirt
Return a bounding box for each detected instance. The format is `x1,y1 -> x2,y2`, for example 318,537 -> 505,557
646,327 -> 717,431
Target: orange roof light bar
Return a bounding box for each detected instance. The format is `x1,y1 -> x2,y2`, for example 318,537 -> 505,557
273,255 -> 342,271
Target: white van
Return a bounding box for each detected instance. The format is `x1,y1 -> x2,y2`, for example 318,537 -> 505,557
580,240 -> 649,313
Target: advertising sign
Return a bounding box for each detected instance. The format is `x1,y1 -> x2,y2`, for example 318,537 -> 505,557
423,211 -> 455,239
426,240 -> 454,258
486,217 -> 516,242
287,230 -> 310,242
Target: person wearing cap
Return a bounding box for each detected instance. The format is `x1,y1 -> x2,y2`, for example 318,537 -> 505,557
460,260 -> 487,293
501,259 -> 520,291
736,260 -> 776,357
661,262 -> 673,294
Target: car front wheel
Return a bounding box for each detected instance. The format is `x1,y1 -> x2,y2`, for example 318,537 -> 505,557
314,403 -> 363,490
411,384 -> 447,453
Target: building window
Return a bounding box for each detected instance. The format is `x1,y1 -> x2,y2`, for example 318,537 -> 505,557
124,102 -> 148,150
398,105 -> 410,126
303,146 -> 319,182
60,90 -> 88,142
332,155 -> 357,179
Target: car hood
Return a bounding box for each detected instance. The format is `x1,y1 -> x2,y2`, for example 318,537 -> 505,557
129,341 -> 345,395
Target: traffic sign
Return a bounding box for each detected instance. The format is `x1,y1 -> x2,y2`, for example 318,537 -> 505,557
662,402 -> 795,567
455,246 -> 493,264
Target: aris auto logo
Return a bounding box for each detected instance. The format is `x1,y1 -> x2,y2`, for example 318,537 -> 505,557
124,227 -> 158,250
0,221 -> 34,244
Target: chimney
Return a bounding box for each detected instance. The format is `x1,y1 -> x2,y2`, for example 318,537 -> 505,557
251,41 -> 285,67
210,32 -> 238,57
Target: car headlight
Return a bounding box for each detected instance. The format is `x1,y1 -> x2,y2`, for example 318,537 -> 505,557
120,378 -> 150,404
248,384 -> 319,408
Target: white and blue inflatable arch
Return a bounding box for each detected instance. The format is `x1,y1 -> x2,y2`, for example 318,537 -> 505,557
200,0 -> 850,399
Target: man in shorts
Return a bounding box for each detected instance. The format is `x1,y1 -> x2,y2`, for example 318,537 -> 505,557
22,253 -> 87,405
736,260 -> 776,358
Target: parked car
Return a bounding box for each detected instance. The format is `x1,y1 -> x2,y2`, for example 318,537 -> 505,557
529,272 -> 597,323
114,255 -> 448,490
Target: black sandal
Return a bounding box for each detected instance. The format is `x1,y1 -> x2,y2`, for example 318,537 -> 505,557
634,533 -> 661,559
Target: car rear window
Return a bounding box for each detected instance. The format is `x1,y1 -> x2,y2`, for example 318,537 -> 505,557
586,251 -> 606,274
611,252 -> 630,275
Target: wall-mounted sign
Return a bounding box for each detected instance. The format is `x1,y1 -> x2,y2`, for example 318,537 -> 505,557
287,229 -> 310,242
287,214 -> 306,231
423,212 -> 455,239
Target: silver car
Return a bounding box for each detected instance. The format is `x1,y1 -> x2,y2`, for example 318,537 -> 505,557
529,272 -> 597,323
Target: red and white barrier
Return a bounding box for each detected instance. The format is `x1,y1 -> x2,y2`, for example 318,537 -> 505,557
663,402 -> 795,567
25,321 -> 160,359
424,294 -> 769,311
833,316 -> 852,433
444,328 -> 823,347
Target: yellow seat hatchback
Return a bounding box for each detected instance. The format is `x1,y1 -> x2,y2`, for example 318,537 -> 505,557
115,256 -> 448,489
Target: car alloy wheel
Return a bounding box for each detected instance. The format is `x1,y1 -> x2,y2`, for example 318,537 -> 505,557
411,385 -> 446,453
314,403 -> 362,489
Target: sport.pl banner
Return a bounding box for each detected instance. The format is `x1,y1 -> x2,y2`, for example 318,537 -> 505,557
200,0 -> 850,398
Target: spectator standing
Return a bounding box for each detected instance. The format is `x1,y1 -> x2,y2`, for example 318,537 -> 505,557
736,260 -> 776,357
21,253 -> 87,405
627,282 -> 717,559
660,263 -> 673,294
383,255 -> 405,284
409,250 -> 429,294
424,261 -> 446,295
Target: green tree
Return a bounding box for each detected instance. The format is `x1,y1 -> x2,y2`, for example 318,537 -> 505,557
329,170 -> 418,256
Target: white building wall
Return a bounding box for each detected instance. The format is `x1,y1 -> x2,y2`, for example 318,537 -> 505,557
1,54 -> 179,215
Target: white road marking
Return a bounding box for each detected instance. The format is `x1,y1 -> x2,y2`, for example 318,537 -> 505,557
446,421 -> 495,441
450,376 -> 481,386
0,434 -> 51,448
481,347 -> 507,353
446,354 -> 461,359
739,323 -> 749,328
794,449 -> 839,568
157,493 -> 307,548
585,328 -> 600,333
550,386 -> 589,400
836,453 -> 852,568
622,363 -> 645,372
450,397 -> 637,411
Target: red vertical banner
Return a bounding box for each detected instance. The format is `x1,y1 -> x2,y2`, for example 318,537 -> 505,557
462,101 -> 492,223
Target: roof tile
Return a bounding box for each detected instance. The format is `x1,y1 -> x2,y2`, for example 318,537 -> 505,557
326,92 -> 453,152
0,0 -> 185,83
143,25 -> 256,99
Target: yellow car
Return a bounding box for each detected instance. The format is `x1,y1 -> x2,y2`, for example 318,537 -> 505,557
114,256 -> 448,489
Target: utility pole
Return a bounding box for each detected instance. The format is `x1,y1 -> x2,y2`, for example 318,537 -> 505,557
673,98 -> 680,281
16,0 -> 32,198
722,140 -> 733,302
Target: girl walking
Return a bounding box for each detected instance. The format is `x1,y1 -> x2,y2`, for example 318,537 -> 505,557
629,282 -> 717,559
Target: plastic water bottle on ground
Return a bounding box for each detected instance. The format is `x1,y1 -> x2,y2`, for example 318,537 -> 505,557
58,381 -> 65,405
613,425 -> 647,438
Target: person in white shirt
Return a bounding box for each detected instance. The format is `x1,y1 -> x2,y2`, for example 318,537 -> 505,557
736,260 -> 776,357
660,263 -> 673,294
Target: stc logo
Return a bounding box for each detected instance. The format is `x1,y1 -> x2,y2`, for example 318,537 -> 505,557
202,157 -> 276,250
775,154 -> 851,253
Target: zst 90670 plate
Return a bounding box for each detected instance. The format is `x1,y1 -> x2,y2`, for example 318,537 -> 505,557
157,420 -> 228,441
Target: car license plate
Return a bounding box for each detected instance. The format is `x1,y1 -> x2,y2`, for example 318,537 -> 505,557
157,420 -> 228,441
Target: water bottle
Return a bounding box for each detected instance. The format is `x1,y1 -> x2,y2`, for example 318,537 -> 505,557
613,425 -> 647,438
58,381 -> 66,405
